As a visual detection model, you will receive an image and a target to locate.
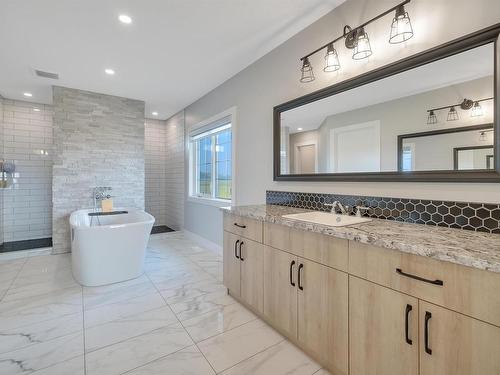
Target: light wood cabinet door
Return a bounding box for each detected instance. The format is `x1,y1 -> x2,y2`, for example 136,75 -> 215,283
297,258 -> 349,375
223,231 -> 240,297
263,246 -> 298,339
419,301 -> 500,375
239,238 -> 264,313
349,276 -> 418,375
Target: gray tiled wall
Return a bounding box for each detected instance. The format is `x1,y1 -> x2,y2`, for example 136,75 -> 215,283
144,111 -> 185,231
145,119 -> 167,226
52,87 -> 145,254
165,111 -> 184,230
1,99 -> 53,242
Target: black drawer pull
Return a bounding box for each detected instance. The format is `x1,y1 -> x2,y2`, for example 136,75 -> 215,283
405,304 -> 413,345
424,311 -> 432,355
234,223 -> 247,229
396,268 -> 443,286
234,240 -> 240,259
297,263 -> 304,290
239,241 -> 245,261
289,260 -> 296,287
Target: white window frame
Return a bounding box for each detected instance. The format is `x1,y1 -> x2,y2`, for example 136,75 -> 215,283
187,107 -> 236,207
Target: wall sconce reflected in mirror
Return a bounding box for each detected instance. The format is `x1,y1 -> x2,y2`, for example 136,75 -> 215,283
447,106 -> 459,121
427,110 -> 437,125
471,101 -> 484,117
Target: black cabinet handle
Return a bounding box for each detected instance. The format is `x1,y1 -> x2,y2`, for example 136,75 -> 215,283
297,263 -> 304,290
234,223 -> 247,229
234,240 -> 240,259
289,260 -> 296,287
396,268 -> 444,286
424,311 -> 432,355
239,241 -> 244,261
405,304 -> 413,345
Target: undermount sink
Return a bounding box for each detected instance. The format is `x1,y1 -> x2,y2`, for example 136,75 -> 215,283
282,211 -> 372,227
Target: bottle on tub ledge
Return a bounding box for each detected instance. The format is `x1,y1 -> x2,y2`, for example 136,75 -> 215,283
101,198 -> 113,213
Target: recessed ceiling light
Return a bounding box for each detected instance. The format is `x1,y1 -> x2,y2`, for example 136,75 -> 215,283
152,112 -> 158,116
105,68 -> 115,75
33,108 -> 40,112
23,92 -> 33,97
297,127 -> 303,131
118,14 -> 132,24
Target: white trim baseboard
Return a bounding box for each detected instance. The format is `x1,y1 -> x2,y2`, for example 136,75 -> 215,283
182,229 -> 222,255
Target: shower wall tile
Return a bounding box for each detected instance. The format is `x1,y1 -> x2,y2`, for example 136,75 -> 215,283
164,111 -> 184,231
1,99 -> 53,242
144,112 -> 185,231
52,87 -> 145,254
145,119 -> 167,226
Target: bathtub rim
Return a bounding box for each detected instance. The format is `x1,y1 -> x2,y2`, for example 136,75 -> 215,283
70,207 -> 155,230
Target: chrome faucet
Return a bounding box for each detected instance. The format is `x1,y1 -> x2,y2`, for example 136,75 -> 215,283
324,201 -> 350,215
93,186 -> 112,211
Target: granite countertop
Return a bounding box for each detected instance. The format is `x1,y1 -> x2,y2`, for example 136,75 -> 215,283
221,204 -> 500,274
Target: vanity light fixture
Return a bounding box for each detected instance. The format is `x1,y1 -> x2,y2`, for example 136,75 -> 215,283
426,97 -> 493,123
23,92 -> 33,97
300,57 -> 315,83
479,129 -> 493,142
447,106 -> 459,121
352,27 -> 372,60
427,110 -> 437,125
389,4 -> 414,43
298,0 -> 412,82
324,43 -> 340,72
471,101 -> 484,117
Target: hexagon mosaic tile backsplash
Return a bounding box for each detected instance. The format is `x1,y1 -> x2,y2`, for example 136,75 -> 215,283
266,191 -> 500,234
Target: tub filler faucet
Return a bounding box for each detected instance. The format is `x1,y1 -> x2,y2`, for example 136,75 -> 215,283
93,186 -> 112,211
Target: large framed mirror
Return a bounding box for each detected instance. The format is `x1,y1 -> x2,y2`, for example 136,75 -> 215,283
274,24 -> 500,182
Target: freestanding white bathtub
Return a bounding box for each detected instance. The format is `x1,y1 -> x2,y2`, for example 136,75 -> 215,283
70,208 -> 155,286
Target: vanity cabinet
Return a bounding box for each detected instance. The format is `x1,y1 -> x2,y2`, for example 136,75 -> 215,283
419,301 -> 500,375
222,211 -> 500,375
223,230 -> 264,313
349,276 -> 419,375
263,245 -> 348,375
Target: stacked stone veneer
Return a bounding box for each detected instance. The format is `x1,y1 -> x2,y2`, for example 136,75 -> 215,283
52,86 -> 145,254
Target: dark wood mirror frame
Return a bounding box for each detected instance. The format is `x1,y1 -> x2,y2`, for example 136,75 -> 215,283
273,23 -> 500,182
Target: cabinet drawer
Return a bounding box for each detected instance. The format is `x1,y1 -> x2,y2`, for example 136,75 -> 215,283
349,241 -> 500,327
223,213 -> 263,242
263,222 -> 348,271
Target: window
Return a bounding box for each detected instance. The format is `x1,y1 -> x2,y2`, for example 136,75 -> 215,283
402,143 -> 415,171
189,118 -> 232,202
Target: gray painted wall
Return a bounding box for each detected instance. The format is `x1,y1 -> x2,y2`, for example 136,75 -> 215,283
52,86 -> 145,254
182,0 -> 500,246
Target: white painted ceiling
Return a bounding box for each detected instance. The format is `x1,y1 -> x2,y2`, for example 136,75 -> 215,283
282,43 -> 494,133
0,0 -> 346,119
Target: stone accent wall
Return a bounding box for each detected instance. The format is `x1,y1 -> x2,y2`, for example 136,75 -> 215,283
165,111 -> 185,230
52,87 -> 145,254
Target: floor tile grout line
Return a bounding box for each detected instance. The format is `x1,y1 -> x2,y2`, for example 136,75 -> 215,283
83,316 -> 182,355
214,337 -> 287,374
144,270 -> 218,375
0,256 -> 29,302
117,343 -> 195,375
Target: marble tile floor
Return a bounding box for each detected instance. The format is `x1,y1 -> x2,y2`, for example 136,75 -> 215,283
0,232 -> 330,375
